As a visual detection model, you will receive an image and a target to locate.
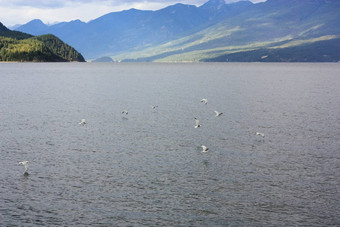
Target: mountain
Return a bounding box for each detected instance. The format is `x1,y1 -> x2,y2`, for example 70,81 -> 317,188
15,0 -> 340,62
0,22 -> 85,62
92,56 -> 114,62
203,37 -> 340,62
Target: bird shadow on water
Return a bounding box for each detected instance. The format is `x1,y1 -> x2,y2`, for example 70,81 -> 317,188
202,159 -> 210,171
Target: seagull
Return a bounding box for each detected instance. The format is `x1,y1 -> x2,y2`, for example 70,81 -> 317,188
194,117 -> 201,128
122,110 -> 128,115
201,99 -> 208,104
214,111 -> 223,117
201,145 -> 209,153
151,105 -> 158,109
19,161 -> 29,173
256,132 -> 265,137
79,119 -> 86,125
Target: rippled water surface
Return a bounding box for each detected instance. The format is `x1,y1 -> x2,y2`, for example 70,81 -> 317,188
1,63 -> 339,226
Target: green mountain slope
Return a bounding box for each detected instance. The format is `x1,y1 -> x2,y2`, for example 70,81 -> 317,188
203,37 -> 340,62
110,0 -> 340,62
0,22 -> 85,62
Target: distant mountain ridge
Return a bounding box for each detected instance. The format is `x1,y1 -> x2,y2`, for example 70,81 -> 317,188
0,22 -> 85,62
14,0 -> 340,62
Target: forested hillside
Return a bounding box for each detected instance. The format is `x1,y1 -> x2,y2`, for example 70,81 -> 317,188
0,22 -> 85,62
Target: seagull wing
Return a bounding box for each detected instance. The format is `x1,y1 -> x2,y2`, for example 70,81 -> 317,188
201,99 -> 208,104
201,145 -> 208,152
195,118 -> 200,127
19,161 -> 29,171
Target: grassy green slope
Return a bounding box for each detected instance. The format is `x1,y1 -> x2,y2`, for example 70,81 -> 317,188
111,1 -> 340,62
203,37 -> 340,62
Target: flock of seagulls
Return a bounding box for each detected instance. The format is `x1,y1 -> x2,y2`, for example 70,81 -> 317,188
18,98 -> 265,175
196,98 -> 224,152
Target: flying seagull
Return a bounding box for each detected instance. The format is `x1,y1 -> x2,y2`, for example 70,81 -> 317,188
151,105 -> 158,109
122,110 -> 128,115
201,145 -> 209,153
256,132 -> 265,137
214,111 -> 223,117
79,119 -> 86,125
19,161 -> 29,174
201,99 -> 208,104
194,117 -> 201,128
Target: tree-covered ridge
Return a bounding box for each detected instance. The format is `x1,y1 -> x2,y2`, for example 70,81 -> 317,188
0,22 -> 32,40
0,36 -> 60,62
35,34 -> 85,62
0,22 -> 85,62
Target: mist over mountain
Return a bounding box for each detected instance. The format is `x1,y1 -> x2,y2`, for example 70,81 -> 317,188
15,0 -> 340,62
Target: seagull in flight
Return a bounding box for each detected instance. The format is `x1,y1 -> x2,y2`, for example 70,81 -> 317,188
122,110 -> 128,115
201,145 -> 209,153
19,161 -> 29,174
201,99 -> 208,104
256,132 -> 265,137
79,119 -> 86,125
194,117 -> 201,128
151,105 -> 158,109
214,111 -> 223,117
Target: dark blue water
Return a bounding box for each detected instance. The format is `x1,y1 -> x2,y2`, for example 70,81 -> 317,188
1,63 -> 339,226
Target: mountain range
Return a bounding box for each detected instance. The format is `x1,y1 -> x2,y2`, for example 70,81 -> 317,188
14,0 -> 340,62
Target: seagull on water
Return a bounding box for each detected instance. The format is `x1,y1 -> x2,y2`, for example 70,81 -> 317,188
201,99 -> 208,104
194,117 -> 201,128
214,111 -> 223,117
256,132 -> 265,137
79,119 -> 86,125
19,161 -> 29,174
122,110 -> 128,115
201,145 -> 209,153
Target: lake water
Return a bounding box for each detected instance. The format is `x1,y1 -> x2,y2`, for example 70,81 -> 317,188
0,62 -> 339,226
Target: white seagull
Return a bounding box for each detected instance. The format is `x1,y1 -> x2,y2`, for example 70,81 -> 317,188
214,111 -> 223,117
151,105 -> 158,109
122,110 -> 128,115
201,99 -> 208,104
201,145 -> 209,153
194,117 -> 201,128
79,119 -> 86,125
256,132 -> 265,137
19,161 -> 29,173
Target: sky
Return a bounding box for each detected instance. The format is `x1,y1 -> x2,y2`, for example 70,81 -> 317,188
0,0 -> 266,27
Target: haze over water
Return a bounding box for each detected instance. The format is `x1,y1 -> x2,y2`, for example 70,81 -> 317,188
0,63 -> 339,226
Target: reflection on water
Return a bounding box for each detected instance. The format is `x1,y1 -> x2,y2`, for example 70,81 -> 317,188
0,63 -> 339,226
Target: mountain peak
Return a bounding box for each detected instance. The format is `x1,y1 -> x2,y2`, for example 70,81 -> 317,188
27,19 -> 45,25
201,0 -> 226,7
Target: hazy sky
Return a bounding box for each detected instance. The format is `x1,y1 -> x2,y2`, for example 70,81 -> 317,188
0,0 -> 266,27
